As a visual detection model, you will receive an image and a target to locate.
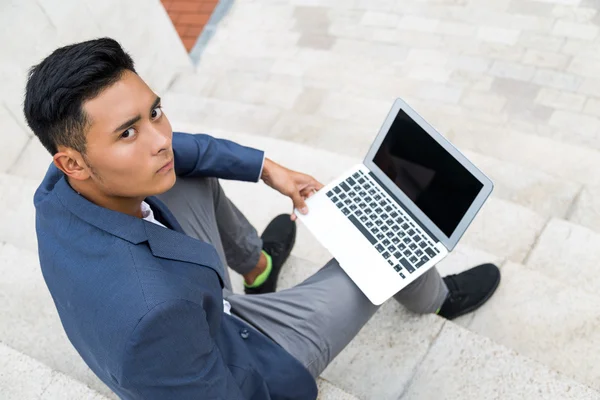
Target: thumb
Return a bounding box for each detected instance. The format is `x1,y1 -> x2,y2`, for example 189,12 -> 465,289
291,191 -> 308,215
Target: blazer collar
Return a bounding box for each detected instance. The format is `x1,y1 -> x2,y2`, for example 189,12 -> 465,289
53,176 -> 225,285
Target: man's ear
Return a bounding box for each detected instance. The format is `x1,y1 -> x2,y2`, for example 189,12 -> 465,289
53,149 -> 91,181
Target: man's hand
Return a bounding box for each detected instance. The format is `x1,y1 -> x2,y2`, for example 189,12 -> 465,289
261,158 -> 324,221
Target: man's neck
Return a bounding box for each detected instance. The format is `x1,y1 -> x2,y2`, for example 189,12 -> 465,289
67,176 -> 145,218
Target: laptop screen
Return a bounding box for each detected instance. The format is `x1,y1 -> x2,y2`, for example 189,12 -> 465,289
372,109 -> 483,237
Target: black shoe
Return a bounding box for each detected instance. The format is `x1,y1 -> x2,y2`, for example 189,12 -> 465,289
438,263 -> 501,320
244,214 -> 296,295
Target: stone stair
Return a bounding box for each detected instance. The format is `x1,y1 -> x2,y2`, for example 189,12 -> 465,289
4,124 -> 600,398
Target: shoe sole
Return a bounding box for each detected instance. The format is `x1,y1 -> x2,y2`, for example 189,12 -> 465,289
445,272 -> 501,320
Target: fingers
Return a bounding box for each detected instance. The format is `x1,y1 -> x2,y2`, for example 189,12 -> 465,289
292,191 -> 308,215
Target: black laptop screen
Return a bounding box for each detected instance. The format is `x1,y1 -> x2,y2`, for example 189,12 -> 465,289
372,109 -> 483,237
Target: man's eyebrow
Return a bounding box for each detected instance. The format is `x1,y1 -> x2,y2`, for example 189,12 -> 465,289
112,96 -> 161,134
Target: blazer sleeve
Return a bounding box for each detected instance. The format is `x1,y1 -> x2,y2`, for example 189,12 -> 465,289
173,132 -> 265,182
119,299 -> 245,400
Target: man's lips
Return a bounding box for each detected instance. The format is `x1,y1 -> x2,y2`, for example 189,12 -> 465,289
157,159 -> 174,173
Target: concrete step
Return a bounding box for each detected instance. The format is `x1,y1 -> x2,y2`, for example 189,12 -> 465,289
173,127 -> 550,265
0,341 -> 108,400
0,239 -> 357,399
2,234 -> 594,400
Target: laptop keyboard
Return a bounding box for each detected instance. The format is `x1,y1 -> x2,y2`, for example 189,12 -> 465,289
326,170 -> 440,279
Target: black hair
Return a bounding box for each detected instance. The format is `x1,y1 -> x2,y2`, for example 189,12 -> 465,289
23,37 -> 136,155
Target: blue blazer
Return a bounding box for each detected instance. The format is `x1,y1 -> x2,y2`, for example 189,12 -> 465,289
34,132 -> 318,399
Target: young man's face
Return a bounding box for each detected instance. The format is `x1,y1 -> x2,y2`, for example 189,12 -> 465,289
79,70 -> 176,198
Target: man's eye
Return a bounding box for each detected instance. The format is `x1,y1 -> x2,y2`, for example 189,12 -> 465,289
151,106 -> 163,120
121,128 -> 136,139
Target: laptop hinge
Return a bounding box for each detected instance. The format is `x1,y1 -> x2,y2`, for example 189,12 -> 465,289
368,171 -> 439,243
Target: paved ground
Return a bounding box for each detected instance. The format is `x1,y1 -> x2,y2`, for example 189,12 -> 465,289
161,0 -> 600,395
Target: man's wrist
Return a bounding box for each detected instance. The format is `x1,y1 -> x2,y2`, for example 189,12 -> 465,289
260,158 -> 273,182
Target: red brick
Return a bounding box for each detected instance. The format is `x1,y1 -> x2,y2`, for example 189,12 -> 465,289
174,24 -> 189,37
198,2 -> 217,13
167,10 -> 180,23
182,37 -> 197,51
169,0 -> 202,12
186,25 -> 204,37
178,12 -> 210,26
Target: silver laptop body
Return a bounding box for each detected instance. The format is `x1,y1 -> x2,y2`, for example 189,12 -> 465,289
296,98 -> 494,305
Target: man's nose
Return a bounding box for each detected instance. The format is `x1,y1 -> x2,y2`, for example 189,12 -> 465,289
149,126 -> 171,154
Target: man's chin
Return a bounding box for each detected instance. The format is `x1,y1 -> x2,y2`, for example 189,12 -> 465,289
151,170 -> 177,196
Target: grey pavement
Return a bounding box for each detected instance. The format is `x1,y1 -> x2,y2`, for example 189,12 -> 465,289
2,0 -> 600,398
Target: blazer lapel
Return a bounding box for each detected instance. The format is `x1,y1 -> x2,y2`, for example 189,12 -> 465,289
144,196 -> 226,286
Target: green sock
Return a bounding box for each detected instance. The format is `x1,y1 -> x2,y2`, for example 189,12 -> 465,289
435,307 -> 441,314
244,251 -> 272,288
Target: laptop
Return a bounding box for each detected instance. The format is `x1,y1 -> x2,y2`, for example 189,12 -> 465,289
295,98 -> 494,305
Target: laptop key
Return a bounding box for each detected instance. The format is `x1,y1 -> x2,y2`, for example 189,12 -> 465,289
409,256 -> 418,264
349,204 -> 357,211
340,193 -> 347,200
344,199 -> 352,205
365,220 -> 373,227
390,211 -> 398,218
333,186 -> 341,194
326,191 -> 334,198
409,243 -> 417,251
419,241 -> 427,249
376,244 -> 385,252
391,225 -> 400,232
383,239 -> 391,246
386,231 -> 394,238
379,200 -> 387,207
349,191 -> 357,197
399,243 -> 406,251
346,215 -> 377,245
374,194 -> 382,201
387,259 -> 395,266
403,237 -> 411,244
425,248 -> 437,258
385,206 -> 393,212
375,219 -> 383,226
417,256 -> 428,268
368,189 -> 376,195
358,178 -> 365,184
407,229 -> 416,236
331,196 -> 339,203
404,250 -> 411,257
387,245 -> 395,252
392,237 -> 400,244
399,258 -> 415,273
400,272 -> 406,279
369,202 -> 377,208
341,208 -> 350,216
394,265 -> 401,272
336,202 -> 344,208
377,233 -> 385,240
393,251 -> 402,259
381,226 -> 389,232
382,251 -> 390,259
415,249 -> 423,257
402,223 -> 409,230
340,182 -> 350,192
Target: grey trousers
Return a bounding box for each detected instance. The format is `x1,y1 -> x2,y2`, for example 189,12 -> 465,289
157,176 -> 449,378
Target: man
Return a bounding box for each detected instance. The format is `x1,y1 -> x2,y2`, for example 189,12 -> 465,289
25,38 -> 500,399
